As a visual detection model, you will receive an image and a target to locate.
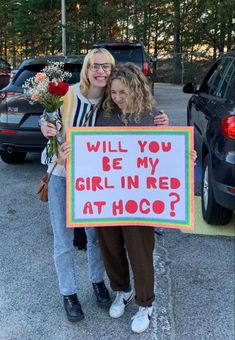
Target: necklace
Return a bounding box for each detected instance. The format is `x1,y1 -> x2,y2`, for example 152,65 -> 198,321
86,96 -> 102,107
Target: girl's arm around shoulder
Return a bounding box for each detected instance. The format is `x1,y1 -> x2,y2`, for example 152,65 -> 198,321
137,108 -> 169,127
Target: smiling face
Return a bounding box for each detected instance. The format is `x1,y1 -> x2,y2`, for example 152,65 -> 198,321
110,78 -> 129,112
87,53 -> 112,90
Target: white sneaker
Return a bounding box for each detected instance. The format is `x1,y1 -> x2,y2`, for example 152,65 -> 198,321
131,306 -> 153,333
109,290 -> 134,318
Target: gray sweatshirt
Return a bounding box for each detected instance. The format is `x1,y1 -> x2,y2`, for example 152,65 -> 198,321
96,107 -> 159,127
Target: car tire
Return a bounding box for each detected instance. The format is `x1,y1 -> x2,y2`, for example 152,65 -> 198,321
201,154 -> 233,225
0,150 -> 27,164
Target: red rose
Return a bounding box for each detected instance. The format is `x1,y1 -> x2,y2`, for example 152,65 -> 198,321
48,81 -> 69,96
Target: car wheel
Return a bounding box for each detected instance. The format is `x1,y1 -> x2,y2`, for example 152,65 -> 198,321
201,154 -> 233,225
0,150 -> 27,164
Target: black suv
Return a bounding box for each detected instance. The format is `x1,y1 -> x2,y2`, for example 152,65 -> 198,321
183,50 -> 235,225
92,41 -> 154,93
0,55 -> 84,164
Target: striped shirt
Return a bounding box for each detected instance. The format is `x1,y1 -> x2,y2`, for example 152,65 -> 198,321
41,83 -> 102,177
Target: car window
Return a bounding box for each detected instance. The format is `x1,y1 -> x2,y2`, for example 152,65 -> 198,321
13,65 -> 82,88
64,65 -> 82,84
13,69 -> 39,87
221,60 -> 235,100
104,46 -> 143,63
206,58 -> 233,97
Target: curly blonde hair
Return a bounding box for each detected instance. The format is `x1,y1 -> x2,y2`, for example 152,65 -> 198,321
80,48 -> 115,97
103,62 -> 153,123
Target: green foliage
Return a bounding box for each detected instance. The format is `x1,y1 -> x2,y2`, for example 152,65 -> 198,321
0,0 -> 234,67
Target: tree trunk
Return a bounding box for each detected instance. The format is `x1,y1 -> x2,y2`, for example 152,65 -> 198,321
173,0 -> 181,83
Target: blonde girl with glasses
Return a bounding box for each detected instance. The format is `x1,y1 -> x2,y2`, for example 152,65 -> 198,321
40,48 -> 115,322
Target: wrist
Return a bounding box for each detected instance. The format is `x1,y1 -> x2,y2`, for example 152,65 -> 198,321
56,158 -> 65,166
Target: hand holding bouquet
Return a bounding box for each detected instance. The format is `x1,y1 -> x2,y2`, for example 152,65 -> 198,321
23,61 -> 71,158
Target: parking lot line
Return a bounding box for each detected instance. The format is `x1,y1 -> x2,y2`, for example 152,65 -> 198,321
182,196 -> 235,237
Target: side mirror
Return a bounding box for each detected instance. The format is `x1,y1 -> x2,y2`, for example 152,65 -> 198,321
183,82 -> 198,94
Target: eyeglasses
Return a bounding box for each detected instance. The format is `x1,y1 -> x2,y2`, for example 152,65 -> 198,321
89,63 -> 112,72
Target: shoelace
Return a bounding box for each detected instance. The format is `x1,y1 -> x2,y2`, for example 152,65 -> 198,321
131,307 -> 149,321
93,282 -> 107,295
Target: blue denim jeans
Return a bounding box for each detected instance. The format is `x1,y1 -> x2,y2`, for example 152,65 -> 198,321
48,175 -> 105,295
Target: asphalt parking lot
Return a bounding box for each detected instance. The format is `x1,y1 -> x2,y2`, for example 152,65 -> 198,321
0,83 -> 234,340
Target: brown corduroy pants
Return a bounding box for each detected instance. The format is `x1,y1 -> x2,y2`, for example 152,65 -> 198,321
97,226 -> 155,307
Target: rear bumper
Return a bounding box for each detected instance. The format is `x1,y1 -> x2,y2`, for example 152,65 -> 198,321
0,129 -> 47,153
0,142 -> 45,152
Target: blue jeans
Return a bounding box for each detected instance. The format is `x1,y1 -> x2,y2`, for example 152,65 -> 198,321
48,175 -> 105,295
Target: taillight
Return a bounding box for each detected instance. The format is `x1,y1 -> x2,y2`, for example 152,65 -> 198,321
221,115 -> 235,140
0,129 -> 17,135
0,91 -> 20,101
227,187 -> 235,193
5,92 -> 19,97
143,62 -> 150,76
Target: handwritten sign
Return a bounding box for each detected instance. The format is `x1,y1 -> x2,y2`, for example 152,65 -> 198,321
66,127 -> 194,230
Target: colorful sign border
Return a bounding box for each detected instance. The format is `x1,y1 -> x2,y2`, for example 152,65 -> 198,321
66,126 -> 194,230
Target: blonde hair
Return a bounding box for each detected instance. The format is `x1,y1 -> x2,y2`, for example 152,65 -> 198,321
80,48 -> 115,97
103,62 -> 153,123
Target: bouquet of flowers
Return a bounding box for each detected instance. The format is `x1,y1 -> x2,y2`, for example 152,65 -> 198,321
23,61 -> 71,158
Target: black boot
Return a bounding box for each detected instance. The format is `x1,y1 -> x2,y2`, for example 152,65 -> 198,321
63,294 -> 84,322
92,281 -> 111,307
